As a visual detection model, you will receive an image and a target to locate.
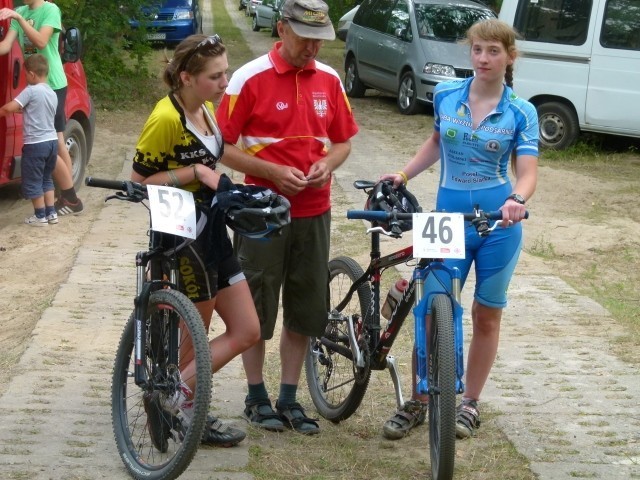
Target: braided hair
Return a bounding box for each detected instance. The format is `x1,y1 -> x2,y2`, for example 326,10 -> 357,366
465,19 -> 520,171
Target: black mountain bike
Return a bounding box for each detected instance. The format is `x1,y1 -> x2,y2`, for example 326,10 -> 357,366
86,177 -> 211,480
305,180 -> 520,480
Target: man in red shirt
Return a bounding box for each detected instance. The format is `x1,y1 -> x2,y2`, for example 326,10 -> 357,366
216,0 -> 358,434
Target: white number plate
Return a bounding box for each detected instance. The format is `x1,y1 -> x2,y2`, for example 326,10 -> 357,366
412,212 -> 465,259
147,33 -> 166,40
146,185 -> 197,239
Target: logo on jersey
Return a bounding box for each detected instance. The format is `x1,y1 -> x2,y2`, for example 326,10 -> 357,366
445,128 -> 457,139
276,101 -> 288,111
314,99 -> 328,118
485,140 -> 501,152
457,105 -> 466,117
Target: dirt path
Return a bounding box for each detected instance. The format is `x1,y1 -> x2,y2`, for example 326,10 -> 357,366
0,0 -> 639,479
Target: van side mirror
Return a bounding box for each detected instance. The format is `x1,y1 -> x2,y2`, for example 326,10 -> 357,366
61,26 -> 83,63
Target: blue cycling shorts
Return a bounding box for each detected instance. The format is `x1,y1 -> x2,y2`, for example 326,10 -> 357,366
424,185 -> 523,308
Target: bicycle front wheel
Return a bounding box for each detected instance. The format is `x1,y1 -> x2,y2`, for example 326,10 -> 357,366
305,256 -> 372,422
112,289 -> 212,480
428,294 -> 456,480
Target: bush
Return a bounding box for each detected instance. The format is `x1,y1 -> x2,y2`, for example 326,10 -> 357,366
55,0 -> 158,107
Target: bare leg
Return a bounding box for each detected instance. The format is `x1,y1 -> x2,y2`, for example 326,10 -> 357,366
57,133 -> 72,173
280,326 -> 308,385
463,300 -> 502,401
52,155 -> 74,190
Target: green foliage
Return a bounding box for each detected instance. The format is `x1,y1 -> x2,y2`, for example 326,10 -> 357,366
325,0 -> 359,22
55,0 -> 157,106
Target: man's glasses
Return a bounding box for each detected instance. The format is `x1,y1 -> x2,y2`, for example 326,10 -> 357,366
180,35 -> 222,71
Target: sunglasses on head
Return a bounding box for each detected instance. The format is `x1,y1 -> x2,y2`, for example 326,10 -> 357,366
180,34 -> 222,71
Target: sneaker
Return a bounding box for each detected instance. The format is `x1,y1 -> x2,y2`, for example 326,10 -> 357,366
46,212 -> 59,224
456,399 -> 481,439
55,197 -> 84,216
382,400 -> 428,440
200,415 -> 246,447
25,215 -> 48,227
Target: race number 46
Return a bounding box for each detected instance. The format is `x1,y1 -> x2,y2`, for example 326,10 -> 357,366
146,185 -> 197,239
412,212 -> 465,259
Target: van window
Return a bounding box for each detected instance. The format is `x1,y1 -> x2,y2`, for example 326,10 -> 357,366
386,0 -> 410,37
357,0 -> 396,33
513,0 -> 592,45
416,3 -> 494,41
601,0 -> 640,51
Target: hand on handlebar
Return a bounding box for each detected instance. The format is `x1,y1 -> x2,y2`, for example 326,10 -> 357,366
499,199 -> 527,227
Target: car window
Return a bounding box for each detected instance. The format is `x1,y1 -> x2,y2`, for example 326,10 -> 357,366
386,0 -> 411,38
357,0 -> 397,33
415,3 -> 494,41
513,0 -> 591,45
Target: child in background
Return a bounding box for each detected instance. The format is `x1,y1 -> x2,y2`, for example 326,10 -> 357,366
0,53 -> 59,226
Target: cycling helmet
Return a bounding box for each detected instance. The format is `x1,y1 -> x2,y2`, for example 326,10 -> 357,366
212,175 -> 291,239
365,180 -> 422,233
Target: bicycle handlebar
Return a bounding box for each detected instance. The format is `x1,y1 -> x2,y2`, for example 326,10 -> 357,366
85,177 -> 148,202
347,209 -> 528,222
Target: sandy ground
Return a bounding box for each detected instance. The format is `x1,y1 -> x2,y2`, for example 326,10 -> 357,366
1,0 -> 639,478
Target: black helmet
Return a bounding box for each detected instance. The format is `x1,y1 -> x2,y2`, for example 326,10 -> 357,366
365,180 -> 422,233
212,175 -> 291,239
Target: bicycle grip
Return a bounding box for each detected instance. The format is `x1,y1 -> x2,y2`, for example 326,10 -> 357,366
85,176 -> 128,191
476,211 -> 530,220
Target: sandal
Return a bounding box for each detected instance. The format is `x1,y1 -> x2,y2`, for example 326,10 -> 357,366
201,415 -> 246,447
243,398 -> 285,432
382,400 -> 428,440
275,400 -> 320,435
456,399 -> 480,439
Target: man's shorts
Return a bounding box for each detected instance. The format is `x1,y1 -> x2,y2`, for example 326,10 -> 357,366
53,87 -> 67,133
234,211 -> 331,339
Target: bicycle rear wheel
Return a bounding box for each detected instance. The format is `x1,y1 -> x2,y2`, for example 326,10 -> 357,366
427,294 -> 456,480
112,289 -> 212,480
305,256 -> 372,422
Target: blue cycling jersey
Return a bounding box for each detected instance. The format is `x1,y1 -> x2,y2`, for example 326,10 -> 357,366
434,77 -> 538,192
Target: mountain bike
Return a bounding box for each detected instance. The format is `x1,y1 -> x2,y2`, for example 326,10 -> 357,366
305,180 -> 523,480
86,177 -> 211,480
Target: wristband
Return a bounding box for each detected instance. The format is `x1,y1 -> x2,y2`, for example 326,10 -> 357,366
397,171 -> 409,185
191,163 -> 199,182
167,170 -> 180,187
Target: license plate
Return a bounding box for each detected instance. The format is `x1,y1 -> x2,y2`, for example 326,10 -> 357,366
147,33 -> 166,40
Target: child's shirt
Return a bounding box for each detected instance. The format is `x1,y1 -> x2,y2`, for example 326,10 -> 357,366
15,83 -> 58,145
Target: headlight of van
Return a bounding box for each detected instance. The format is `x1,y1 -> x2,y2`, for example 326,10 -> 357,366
424,63 -> 456,77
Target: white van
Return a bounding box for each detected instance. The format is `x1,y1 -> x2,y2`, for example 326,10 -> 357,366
499,0 -> 640,149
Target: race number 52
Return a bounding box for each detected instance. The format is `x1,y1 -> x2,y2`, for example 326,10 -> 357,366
412,212 -> 465,259
146,185 -> 197,239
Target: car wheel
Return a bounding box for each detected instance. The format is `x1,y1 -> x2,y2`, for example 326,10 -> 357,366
239,0 -> 244,10
344,56 -> 366,98
252,15 -> 260,31
397,71 -> 422,115
537,101 -> 579,150
64,119 -> 88,192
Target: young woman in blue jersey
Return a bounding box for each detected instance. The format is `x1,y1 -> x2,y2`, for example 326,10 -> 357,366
380,18 -> 539,440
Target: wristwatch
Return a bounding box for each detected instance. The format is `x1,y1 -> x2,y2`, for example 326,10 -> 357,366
506,193 -> 526,205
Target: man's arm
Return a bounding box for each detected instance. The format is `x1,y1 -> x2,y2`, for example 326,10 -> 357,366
221,143 -> 308,196
306,141 -> 351,188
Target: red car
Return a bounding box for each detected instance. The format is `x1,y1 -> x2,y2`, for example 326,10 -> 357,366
0,0 -> 95,191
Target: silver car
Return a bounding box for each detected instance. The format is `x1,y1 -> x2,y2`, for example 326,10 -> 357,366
344,0 -> 495,114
